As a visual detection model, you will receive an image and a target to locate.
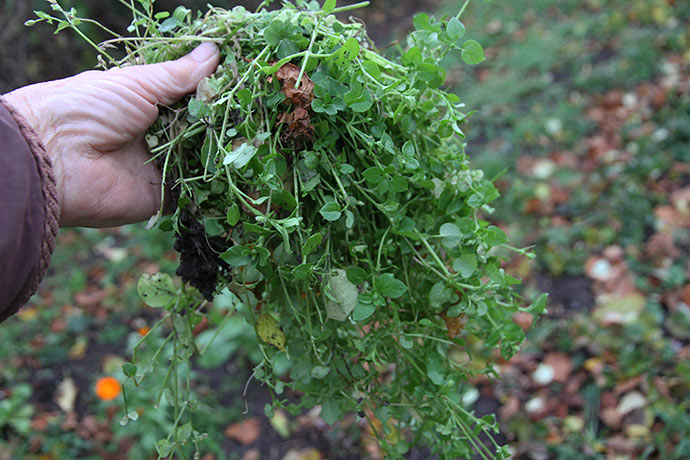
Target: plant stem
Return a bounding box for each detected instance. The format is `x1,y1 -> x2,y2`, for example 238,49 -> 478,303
456,0 -> 472,20
198,308 -> 233,356
132,314 -> 172,362
296,17 -> 321,89
415,231 -> 479,290
332,1 -> 370,13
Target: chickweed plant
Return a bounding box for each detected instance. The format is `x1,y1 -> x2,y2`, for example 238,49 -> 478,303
29,0 -> 546,458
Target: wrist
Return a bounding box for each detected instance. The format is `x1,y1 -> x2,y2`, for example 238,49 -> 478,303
3,87 -> 66,226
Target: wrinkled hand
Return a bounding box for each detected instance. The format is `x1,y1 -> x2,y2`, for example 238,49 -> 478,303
4,43 -> 220,228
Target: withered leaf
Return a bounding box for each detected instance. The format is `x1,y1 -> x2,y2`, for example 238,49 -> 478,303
273,62 -> 315,109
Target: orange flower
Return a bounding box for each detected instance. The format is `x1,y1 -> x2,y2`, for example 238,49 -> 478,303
95,377 -> 121,401
137,326 -> 151,337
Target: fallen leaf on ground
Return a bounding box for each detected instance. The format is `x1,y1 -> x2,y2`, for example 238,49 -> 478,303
617,391 -> 647,415
55,378 -> 78,413
68,335 -> 89,359
606,436 -> 635,454
593,292 -> 646,325
499,396 -> 520,421
225,417 -> 261,445
532,363 -> 555,385
601,406 -> 623,429
240,449 -> 259,460
281,448 -> 322,460
74,288 -> 109,307
562,415 -> 584,434
270,409 -> 290,439
542,352 -> 573,383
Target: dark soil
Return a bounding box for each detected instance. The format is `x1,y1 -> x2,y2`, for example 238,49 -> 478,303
174,210 -> 229,301
536,275 -> 595,314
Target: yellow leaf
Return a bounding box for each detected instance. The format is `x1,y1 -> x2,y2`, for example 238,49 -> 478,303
256,314 -> 286,350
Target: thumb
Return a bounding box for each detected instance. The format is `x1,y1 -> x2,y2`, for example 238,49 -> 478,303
115,42 -> 220,106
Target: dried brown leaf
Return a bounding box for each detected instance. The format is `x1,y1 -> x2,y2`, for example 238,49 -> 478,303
225,417 -> 261,445
542,352 -> 573,384
273,63 -> 315,109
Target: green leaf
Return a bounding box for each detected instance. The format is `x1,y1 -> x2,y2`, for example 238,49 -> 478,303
226,204 -> 240,226
482,226 -> 508,246
322,0 -> 336,14
137,273 -> 177,308
155,439 -> 173,457
220,246 -> 252,266
402,46 -> 422,67
339,37 -> 360,61
178,422 -> 192,443
417,62 -> 440,82
353,302 -> 376,321
377,274 -> 407,299
461,39 -> 485,65
446,17 -> 465,40
399,335 -> 414,349
236,88 -> 252,106
172,5 -> 190,21
122,363 -> 137,378
519,293 -> 548,318
390,176 -> 408,192
319,202 -> 342,221
439,223 -> 462,248
276,39 -> 300,59
292,263 -> 312,281
303,232 -> 323,256
362,60 -> 381,79
350,91 -> 373,112
413,13 -> 440,32
426,355 -> 446,386
325,269 -> 359,321
453,254 -> 477,278
311,99 -> 326,113
158,16 -> 181,33
346,266 -> 368,284
345,210 -> 355,229
362,167 -> 384,184
264,19 -> 289,46
311,365 -> 331,379
320,398 -> 341,425
223,143 -> 258,169
429,282 -> 452,308
187,97 -> 210,119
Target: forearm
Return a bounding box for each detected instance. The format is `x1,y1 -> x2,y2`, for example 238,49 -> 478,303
0,97 -> 59,323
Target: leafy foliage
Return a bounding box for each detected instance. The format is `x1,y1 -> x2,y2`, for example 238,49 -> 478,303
30,0 -> 533,458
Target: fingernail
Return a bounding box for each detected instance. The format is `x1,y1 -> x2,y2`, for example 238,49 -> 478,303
189,43 -> 218,63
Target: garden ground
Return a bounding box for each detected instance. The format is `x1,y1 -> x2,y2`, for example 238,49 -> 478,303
1,0 -> 689,459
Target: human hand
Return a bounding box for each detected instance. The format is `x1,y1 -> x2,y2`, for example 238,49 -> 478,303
3,43 -> 220,228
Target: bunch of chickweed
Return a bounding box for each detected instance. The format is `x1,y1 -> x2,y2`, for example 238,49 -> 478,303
31,0 -> 547,458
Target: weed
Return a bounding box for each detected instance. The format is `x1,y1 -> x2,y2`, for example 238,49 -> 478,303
29,0 -> 544,457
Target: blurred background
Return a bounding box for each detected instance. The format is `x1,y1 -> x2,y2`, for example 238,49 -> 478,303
1,0 -> 689,459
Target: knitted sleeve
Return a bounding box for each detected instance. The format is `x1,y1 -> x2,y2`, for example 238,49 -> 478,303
0,97 -> 59,323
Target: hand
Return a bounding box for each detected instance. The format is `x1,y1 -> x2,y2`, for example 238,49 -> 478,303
3,43 -> 220,228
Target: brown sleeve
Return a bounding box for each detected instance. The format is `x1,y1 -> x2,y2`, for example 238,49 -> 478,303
0,97 -> 59,323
